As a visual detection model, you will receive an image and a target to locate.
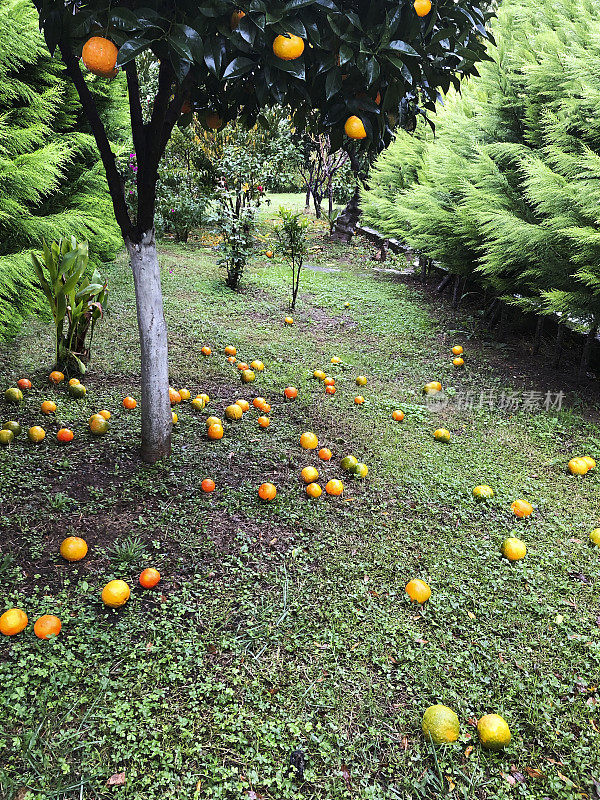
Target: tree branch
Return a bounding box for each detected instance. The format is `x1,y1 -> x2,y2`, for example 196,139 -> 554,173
125,61 -> 146,164
59,39 -> 133,240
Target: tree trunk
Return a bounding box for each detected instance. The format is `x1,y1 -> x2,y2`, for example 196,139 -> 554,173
436,274 -> 453,293
552,324 -> 564,368
331,185 -> 361,242
578,322 -> 598,384
452,274 -> 461,308
304,183 -> 311,210
533,316 -> 543,354
126,229 -> 172,463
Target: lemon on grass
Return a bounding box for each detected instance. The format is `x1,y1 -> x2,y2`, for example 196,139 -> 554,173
422,704 -> 460,744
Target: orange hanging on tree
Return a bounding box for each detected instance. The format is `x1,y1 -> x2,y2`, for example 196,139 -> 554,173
82,36 -> 119,78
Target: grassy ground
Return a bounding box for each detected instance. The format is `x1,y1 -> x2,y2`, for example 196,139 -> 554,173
0,194 -> 599,800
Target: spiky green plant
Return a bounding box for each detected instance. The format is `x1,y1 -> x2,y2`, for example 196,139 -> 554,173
0,0 -> 126,339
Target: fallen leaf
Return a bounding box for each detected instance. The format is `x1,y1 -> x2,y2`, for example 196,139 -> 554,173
107,772 -> 126,787
524,768 -> 544,779
341,763 -> 352,792
146,641 -> 153,651
501,771 -> 516,786
467,611 -> 476,620
510,766 -> 526,783
464,746 -> 473,758
401,735 -> 408,751
446,775 -> 455,791
206,644 -> 217,654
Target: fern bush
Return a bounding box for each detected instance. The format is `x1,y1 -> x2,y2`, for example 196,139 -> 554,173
362,0 -> 600,343
0,0 -> 127,339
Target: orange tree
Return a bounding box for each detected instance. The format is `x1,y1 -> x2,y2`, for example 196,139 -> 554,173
33,0 -> 493,462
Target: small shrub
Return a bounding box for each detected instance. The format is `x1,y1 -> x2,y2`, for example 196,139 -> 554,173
275,207 -> 310,309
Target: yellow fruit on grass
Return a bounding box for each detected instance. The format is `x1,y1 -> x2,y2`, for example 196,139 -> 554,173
250,360 -> 265,371
178,388 -> 191,401
423,381 -> 442,395
89,413 -> 109,435
0,430 -> 14,446
473,485 -> 494,500
345,115 -> 366,139
452,345 -> 463,356
235,399 -> 250,413
477,714 -> 511,751
325,479 -> 343,496
207,423 -> 224,440
191,397 -> 206,411
569,457 -> 589,475
511,499 -> 533,518
589,529 -> 600,546
582,456 -> 596,471
60,536 -> 88,562
198,393 -> 210,404
501,537 -> 526,561
313,370 -> 326,380
405,579 -> 431,604
0,608 -> 28,636
102,579 -> 130,608
452,357 -> 464,368
421,705 -> 460,744
300,431 -> 318,450
28,426 -> 45,443
353,462 -> 368,478
433,428 -> 451,443
306,482 -> 322,498
41,400 -> 57,414
301,466 -> 319,484
225,404 -> 243,421
285,316 -> 294,325
5,387 -> 23,403
356,375 -> 367,386
241,369 -> 255,383
206,416 -> 221,427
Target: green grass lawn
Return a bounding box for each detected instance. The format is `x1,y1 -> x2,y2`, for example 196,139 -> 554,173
0,194 -> 599,800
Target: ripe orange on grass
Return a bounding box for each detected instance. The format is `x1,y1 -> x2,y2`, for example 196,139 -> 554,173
356,375 -> 367,386
501,537 -> 527,561
207,423 -> 224,440
68,378 -> 80,387
17,378 -> 32,391
60,536 -> 88,561
41,400 -> 57,415
253,397 -> 267,410
241,369 -> 255,384
28,426 -> 46,443
452,345 -> 463,356
34,615 -> 62,639
392,410 -> 405,421
102,579 -> 130,608
266,250 -> 274,258
139,568 -> 161,588
405,578 -> 431,604
201,345 -> 212,356
201,478 -> 215,493
99,410 -> 111,420
414,0 -> 432,17
250,360 -> 265,372
57,428 -> 74,443
123,396 -> 137,409
511,499 -> 533,518
0,608 -> 28,636
258,416 -> 270,428
225,345 -> 237,356
452,357 -> 464,368
235,399 -> 250,413
237,362 -> 249,371
568,457 -> 589,475
227,356 -> 237,364
318,447 -> 332,461
272,33 -> 305,60
314,370 -> 326,380
262,402 -> 271,413
198,393 -> 210,405
82,36 -> 119,77
331,356 -> 342,365
284,386 -> 298,399
169,388 -> 182,405
324,376 -> 335,386
325,385 -> 336,395
344,115 -> 367,139
300,431 -> 318,450
284,316 -> 294,325
301,466 -> 319,483
258,482 -> 277,501
354,396 -> 365,405
325,479 -> 344,496
178,389 -> 191,401
306,482 -> 322,498
49,370 -> 64,384
433,428 -> 451,442
206,416 -> 221,427
191,397 -> 206,411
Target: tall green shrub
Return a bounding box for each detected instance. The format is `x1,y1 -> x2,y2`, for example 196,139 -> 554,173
362,0 -> 600,343
0,0 -> 126,339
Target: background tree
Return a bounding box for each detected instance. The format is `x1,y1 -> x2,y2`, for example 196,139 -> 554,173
362,0 -> 600,378
33,0 -> 494,462
0,0 -> 126,340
